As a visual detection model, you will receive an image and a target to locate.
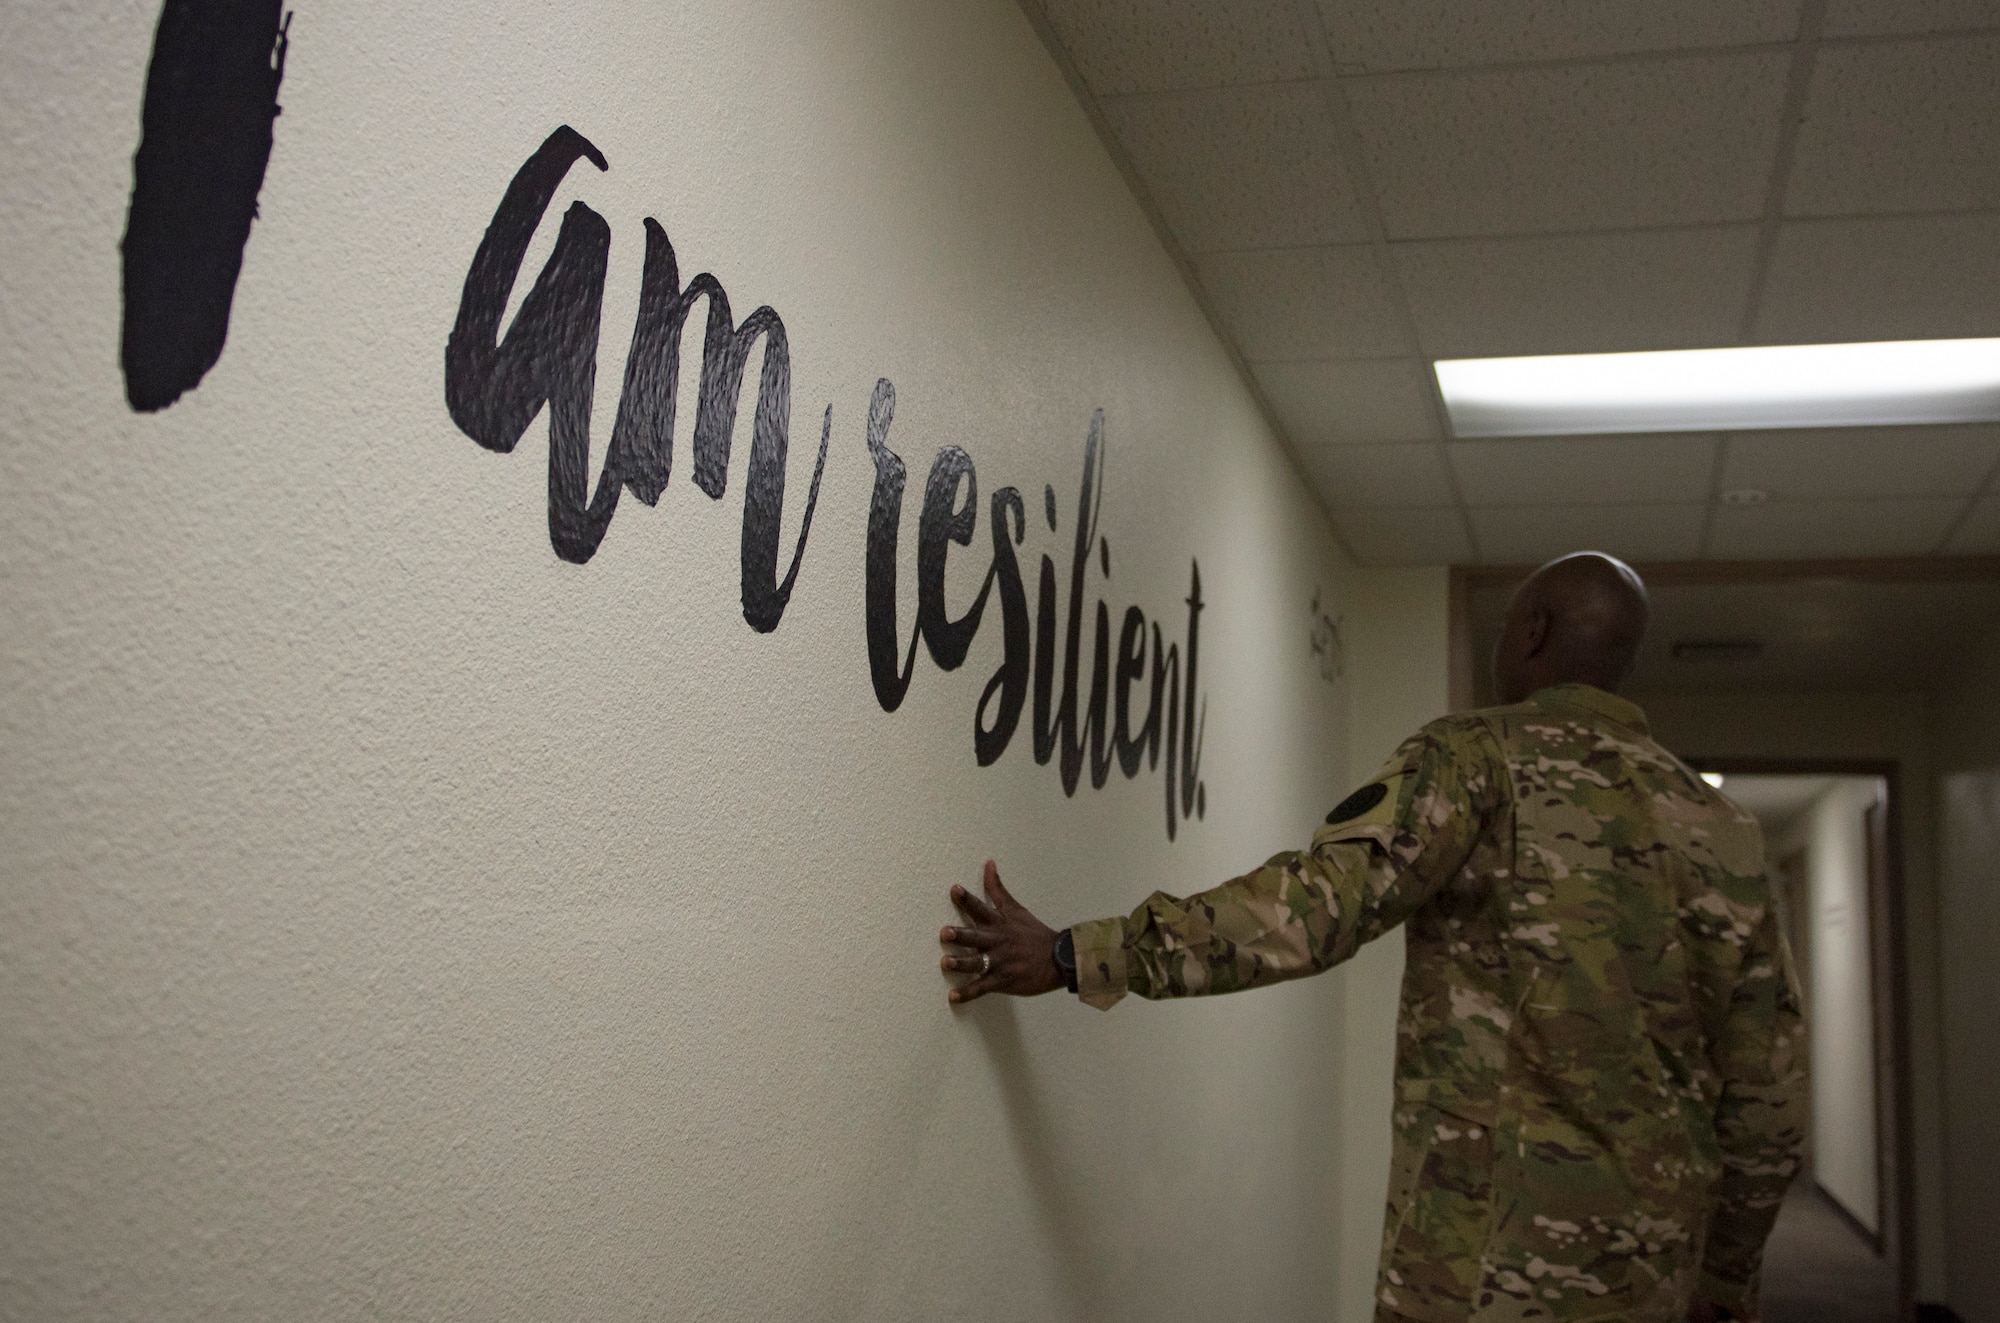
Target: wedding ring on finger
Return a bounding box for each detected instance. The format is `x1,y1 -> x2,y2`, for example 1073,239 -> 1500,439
979,953 -> 992,976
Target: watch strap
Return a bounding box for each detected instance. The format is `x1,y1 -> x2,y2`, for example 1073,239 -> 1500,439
1053,927 -> 1078,994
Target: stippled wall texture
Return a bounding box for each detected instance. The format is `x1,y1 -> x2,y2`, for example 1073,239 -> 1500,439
1,2 -> 1400,1319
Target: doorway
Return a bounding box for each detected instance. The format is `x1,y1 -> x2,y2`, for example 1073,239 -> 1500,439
1694,764 -> 1910,1323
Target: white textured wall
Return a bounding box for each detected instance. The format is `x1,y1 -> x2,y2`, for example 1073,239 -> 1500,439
0,2 -> 1390,1319
1775,779 -> 1883,1234
1929,625 -> 2000,1322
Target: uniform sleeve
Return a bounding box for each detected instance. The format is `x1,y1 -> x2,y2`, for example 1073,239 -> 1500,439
1069,718 -> 1505,1011
1697,902 -> 1810,1314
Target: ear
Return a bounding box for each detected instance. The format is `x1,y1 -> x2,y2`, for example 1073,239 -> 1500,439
1522,606 -> 1551,659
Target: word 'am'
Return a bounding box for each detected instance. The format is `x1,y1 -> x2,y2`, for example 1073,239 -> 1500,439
443,126 -> 1206,837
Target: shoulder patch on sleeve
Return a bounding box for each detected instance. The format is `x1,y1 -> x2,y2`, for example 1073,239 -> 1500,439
1327,782 -> 1388,825
1317,770 -> 1410,847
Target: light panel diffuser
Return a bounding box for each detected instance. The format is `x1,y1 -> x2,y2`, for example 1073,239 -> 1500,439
1434,338 -> 2000,438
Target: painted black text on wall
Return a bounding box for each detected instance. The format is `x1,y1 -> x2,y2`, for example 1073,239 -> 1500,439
444,127 -> 1206,837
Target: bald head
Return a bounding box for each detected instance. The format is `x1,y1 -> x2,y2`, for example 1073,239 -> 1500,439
1492,552 -> 1649,704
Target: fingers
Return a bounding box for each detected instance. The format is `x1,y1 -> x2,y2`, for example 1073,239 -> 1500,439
948,974 -> 996,1004
945,865 -> 1023,1004
950,883 -> 999,925
983,859 -> 1017,911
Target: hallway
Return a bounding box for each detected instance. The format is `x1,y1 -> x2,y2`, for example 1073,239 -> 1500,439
1764,1182 -> 1899,1323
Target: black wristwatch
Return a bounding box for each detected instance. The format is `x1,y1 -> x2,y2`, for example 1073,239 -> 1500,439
1053,928 -> 1078,994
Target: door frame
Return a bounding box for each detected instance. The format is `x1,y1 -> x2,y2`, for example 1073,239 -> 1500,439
1691,756 -> 1916,1321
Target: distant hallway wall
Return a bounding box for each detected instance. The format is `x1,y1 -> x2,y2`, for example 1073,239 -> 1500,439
1774,776 -> 1886,1235
1930,623 -> 2000,1323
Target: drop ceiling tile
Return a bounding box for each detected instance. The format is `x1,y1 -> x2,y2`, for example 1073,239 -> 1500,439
1722,425 -> 2000,500
1786,35 -> 2000,216
1255,358 -> 1440,444
1708,497 -> 1965,557
1331,507 -> 1474,565
1299,442 -> 1457,507
1316,0 -> 1802,73
1042,0 -> 1321,95
1197,246 -> 1413,360
1101,83 -> 1370,252
1346,51 -> 1789,239
1754,213 -> 2000,343
1825,0 -> 2000,38
1469,504 -> 1706,564
1397,227 -> 1759,358
1947,494 -> 2000,552
1450,434 -> 1720,506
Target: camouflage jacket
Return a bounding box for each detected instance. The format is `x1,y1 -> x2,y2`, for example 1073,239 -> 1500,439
1071,685 -> 1807,1322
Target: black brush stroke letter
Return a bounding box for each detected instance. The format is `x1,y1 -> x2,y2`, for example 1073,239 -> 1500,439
121,0 -> 290,411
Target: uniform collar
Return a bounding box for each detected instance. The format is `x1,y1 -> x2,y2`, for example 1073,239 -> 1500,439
1530,683 -> 1650,737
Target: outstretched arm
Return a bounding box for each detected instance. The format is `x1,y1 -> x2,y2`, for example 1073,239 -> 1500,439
939,717 -> 1504,1009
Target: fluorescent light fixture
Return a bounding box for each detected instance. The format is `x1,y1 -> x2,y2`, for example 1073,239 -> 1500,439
1434,338 -> 2000,437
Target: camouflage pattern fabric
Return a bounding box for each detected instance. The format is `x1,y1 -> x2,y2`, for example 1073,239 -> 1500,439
1070,684 -> 1807,1321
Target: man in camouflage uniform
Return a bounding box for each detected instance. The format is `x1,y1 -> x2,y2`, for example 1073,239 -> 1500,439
938,552 -> 1807,1322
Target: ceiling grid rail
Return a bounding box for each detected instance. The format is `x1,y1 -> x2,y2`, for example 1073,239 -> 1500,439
1935,449 -> 2000,553
1699,0 -> 1829,559
1292,0 -> 1484,561
1012,0 -> 1365,566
